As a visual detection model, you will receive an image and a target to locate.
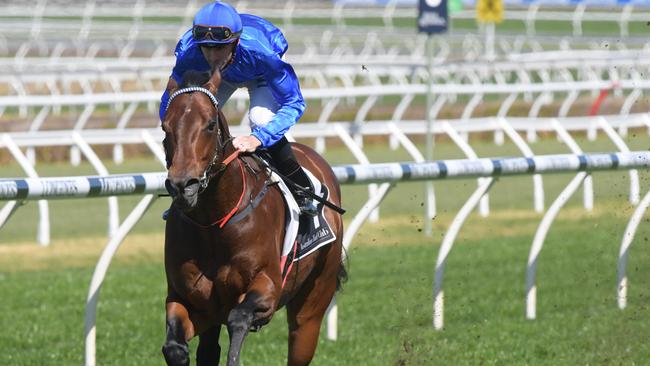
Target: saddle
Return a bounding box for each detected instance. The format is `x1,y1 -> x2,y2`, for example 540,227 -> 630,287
254,154 -> 338,287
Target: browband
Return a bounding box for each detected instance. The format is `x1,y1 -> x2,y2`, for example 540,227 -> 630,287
165,86 -> 219,112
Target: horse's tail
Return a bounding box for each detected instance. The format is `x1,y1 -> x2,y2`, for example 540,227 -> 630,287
336,248 -> 349,292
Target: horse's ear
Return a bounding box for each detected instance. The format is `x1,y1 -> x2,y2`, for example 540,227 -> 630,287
165,77 -> 179,96
204,70 -> 222,95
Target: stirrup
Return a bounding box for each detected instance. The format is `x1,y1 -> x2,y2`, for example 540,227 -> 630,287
296,193 -> 318,217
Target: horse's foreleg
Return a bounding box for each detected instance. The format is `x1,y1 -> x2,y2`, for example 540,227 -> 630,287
226,273 -> 278,366
197,325 -> 221,366
162,301 -> 196,366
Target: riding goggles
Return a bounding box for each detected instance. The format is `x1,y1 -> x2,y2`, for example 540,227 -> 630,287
193,25 -> 241,44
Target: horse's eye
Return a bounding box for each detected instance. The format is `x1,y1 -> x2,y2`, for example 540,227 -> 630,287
206,121 -> 217,132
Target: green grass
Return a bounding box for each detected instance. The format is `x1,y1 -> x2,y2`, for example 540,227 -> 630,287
1,206 -> 649,365
1,136 -> 649,365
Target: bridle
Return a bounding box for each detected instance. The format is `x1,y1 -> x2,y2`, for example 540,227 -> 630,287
198,136 -> 236,192
165,85 -> 273,229
165,86 -> 219,114
165,86 -> 238,193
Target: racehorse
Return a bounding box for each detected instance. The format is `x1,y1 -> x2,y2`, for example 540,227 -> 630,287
160,70 -> 345,366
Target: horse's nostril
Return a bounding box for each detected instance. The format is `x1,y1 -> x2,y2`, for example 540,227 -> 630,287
165,179 -> 179,197
167,177 -> 199,203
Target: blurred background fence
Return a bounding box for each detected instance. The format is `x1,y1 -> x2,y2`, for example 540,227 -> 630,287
1,1 -> 650,365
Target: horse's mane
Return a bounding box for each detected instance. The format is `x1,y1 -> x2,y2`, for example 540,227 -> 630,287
180,70 -> 211,88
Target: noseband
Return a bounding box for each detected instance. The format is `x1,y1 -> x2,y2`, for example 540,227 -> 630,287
165,86 -> 236,193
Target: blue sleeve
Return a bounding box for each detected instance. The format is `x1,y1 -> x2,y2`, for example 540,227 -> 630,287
250,53 -> 305,148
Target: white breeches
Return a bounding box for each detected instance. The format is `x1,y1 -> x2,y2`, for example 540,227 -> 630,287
216,78 -> 279,130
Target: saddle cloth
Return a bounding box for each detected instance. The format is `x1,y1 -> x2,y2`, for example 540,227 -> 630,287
271,167 -> 337,263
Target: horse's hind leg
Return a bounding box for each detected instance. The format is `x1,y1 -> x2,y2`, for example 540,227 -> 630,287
286,271 -> 338,365
197,325 -> 221,366
162,301 -> 195,366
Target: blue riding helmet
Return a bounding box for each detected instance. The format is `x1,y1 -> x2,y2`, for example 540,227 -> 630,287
193,1 -> 243,45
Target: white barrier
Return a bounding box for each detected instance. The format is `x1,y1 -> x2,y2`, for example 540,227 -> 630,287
3,112 -> 649,244
2,77 -> 645,219
1,151 -> 650,365
3,29 -> 650,70
2,78 -> 649,139
2,0 -> 650,71
2,1 -> 648,40
4,49 -> 650,102
2,78 -> 646,149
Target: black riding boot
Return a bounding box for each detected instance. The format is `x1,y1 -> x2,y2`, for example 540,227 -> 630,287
268,137 -> 318,216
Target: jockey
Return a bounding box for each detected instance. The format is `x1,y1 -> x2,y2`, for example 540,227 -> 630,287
160,1 -> 317,216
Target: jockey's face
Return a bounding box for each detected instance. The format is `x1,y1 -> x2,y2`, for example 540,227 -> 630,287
200,42 -> 237,74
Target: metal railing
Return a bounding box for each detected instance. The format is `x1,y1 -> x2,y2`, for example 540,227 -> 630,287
2,1 -> 648,37
3,49 -> 650,101
3,110 -> 649,243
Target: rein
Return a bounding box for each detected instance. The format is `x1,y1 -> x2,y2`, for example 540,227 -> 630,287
179,151 -> 246,229
198,136 -> 236,193
178,151 -> 273,229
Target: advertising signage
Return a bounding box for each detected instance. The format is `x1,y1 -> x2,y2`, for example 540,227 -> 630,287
418,0 -> 449,34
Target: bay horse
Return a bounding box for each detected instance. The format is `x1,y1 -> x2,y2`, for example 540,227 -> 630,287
160,70 -> 345,366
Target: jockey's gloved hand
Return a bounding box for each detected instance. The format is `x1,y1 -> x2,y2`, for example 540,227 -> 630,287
233,135 -> 262,153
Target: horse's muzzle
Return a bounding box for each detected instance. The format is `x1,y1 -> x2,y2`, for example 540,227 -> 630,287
165,177 -> 200,210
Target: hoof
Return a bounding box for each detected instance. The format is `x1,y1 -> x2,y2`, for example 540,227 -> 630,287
162,340 -> 189,366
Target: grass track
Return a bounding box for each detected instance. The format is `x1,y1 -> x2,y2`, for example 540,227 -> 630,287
1,209 -> 649,365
